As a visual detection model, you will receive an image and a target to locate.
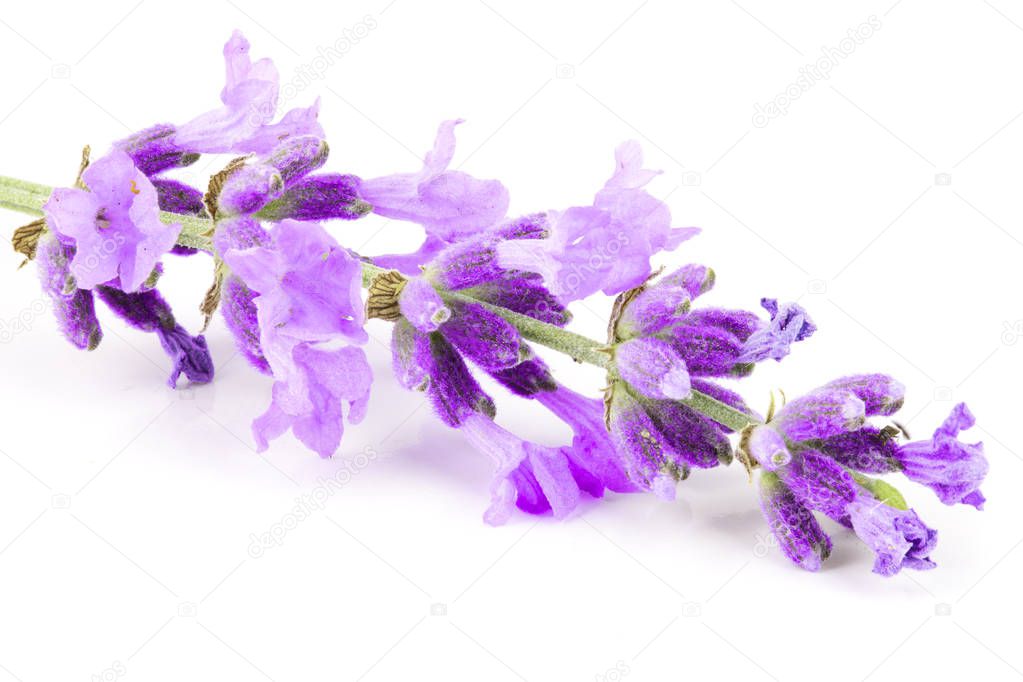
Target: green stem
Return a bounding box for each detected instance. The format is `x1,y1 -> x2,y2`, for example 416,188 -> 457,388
2,176 -> 760,433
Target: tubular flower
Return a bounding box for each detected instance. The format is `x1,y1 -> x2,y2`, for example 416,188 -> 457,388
43,150 -> 180,293
222,220 -> 372,457
604,264 -> 808,497
743,374 -> 986,575
495,141 -> 699,302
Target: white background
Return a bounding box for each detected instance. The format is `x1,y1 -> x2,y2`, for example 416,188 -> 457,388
1,1 -> 1021,680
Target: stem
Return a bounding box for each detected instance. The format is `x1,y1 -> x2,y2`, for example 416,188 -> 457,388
2,176 -> 760,433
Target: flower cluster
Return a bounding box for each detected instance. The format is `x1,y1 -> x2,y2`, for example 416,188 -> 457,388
8,31 -> 989,577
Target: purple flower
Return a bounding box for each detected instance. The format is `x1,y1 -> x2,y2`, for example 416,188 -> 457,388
607,386 -> 735,498
96,285 -> 214,387
35,234 -> 102,350
895,403 -> 987,509
258,173 -> 370,222
737,298 -> 817,364
759,472 -> 831,571
398,277 -> 451,332
614,336 -> 691,401
359,119 -> 510,249
222,220 -> 371,457
608,264 -> 814,380
458,364 -> 635,524
461,414 -> 590,525
43,150 -> 181,292
495,142 -> 699,302
744,374 -> 983,575
173,31 -> 323,155
846,487 -> 937,576
214,217 -> 272,373
389,269 -> 628,522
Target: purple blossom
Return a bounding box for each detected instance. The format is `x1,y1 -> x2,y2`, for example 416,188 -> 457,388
759,472 -> 831,571
173,31 -> 324,155
737,298 -> 817,364
215,217 -> 272,373
495,142 -> 699,302
746,374 -> 983,575
845,487 -> 938,576
607,386 -> 734,498
391,320 -> 495,427
96,286 -> 214,387
222,220 -> 371,457
258,173 -> 369,222
35,234 -> 102,350
44,150 -> 181,292
895,403 -> 987,509
614,336 -> 691,401
459,414 -> 585,525
359,119 -> 510,245
608,265 -> 814,381
398,277 -> 451,332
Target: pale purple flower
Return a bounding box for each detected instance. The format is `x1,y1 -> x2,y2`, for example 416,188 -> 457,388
895,403 -> 987,509
223,220 -> 371,457
461,414 -> 586,525
398,277 -> 451,332
737,298 -> 817,364
359,119 -> 510,257
614,336 -> 691,401
846,487 -> 938,576
174,31 -> 323,154
495,141 -> 699,302
44,150 -> 180,292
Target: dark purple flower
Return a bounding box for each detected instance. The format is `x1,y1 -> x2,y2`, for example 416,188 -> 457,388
391,319 -> 494,427
35,234 -> 102,350
151,178 -> 207,217
608,265 -> 814,382
95,286 -> 214,387
258,173 -> 370,222
117,124 -> 199,177
607,385 -> 733,498
759,472 -> 831,571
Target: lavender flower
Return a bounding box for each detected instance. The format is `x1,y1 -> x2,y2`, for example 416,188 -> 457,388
35,234 -> 102,350
894,403 -> 987,509
744,374 -> 986,575
603,265 -> 808,496
222,220 -> 371,457
359,119 -> 510,246
43,150 -> 180,292
95,286 -> 214,387
172,31 -> 323,155
495,142 -> 699,302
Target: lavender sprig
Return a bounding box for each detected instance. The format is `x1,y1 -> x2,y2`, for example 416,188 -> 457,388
0,31 -> 988,577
